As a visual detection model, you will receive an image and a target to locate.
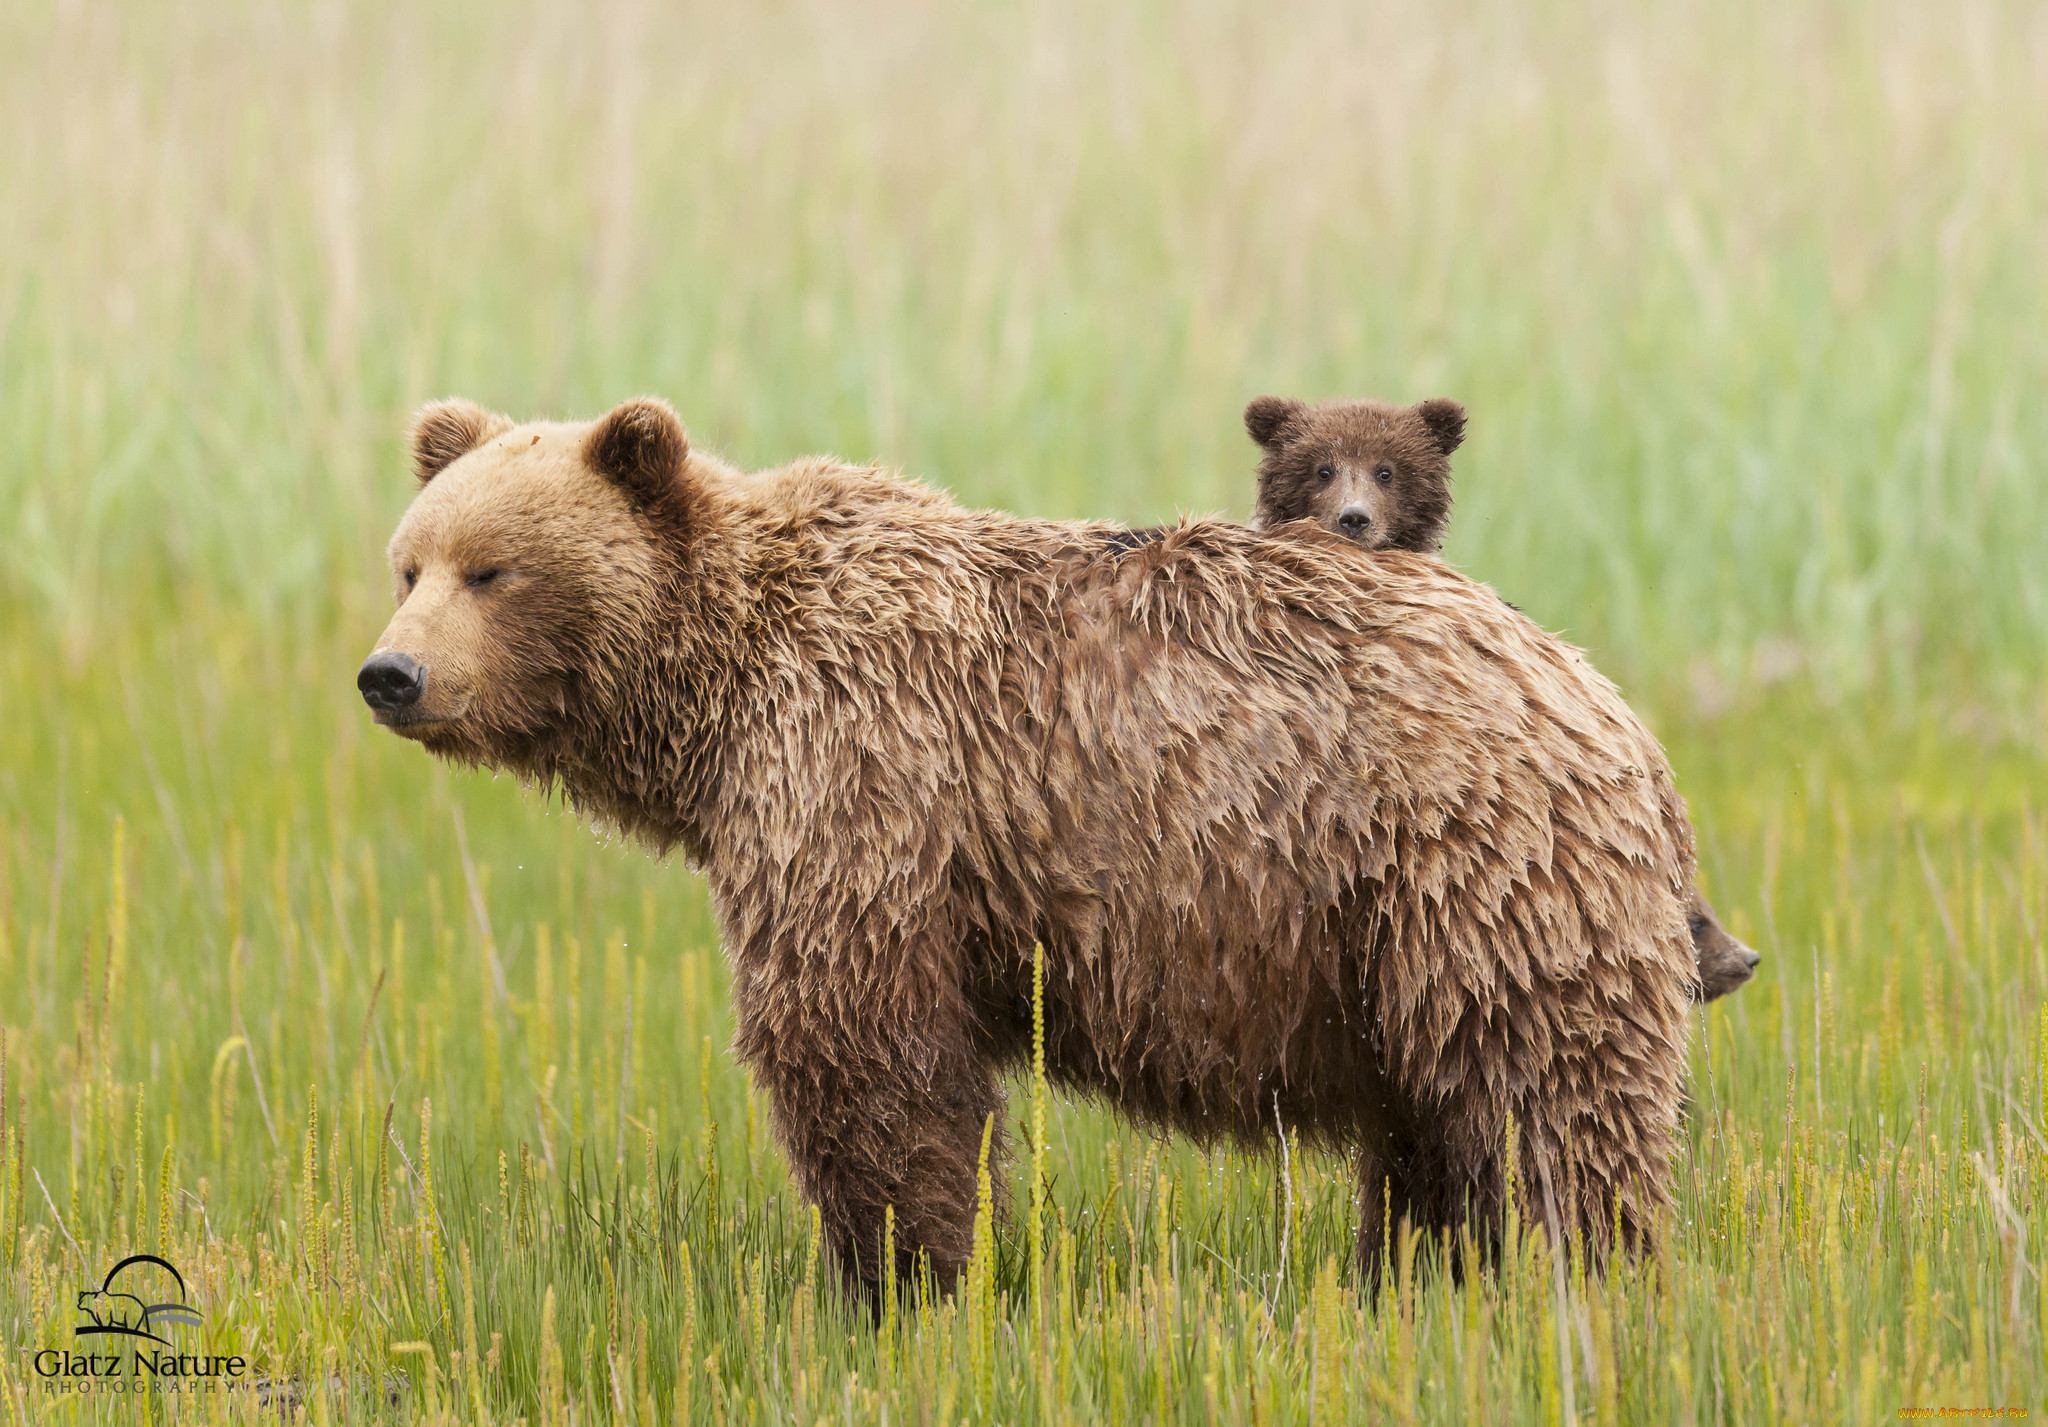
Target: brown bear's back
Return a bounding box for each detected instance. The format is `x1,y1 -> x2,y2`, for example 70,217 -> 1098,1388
710,482 -> 1693,1162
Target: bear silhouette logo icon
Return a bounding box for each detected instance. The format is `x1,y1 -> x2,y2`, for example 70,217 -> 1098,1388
74,1255 -> 203,1344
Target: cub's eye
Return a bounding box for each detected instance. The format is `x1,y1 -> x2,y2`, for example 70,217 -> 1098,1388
1688,915 -> 1709,935
466,568 -> 502,589
1375,465 -> 1394,485
1316,464 -> 1334,481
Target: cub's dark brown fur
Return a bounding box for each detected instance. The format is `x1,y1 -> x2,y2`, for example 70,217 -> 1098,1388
1690,893 -> 1760,1000
1247,395 -> 1464,551
364,398 -> 1698,1303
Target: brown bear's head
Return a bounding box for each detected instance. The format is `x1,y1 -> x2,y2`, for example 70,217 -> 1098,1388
1244,395 -> 1465,552
1688,892 -> 1761,1002
359,397 -> 694,770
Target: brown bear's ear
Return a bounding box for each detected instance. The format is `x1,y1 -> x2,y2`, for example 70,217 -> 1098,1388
1243,396 -> 1305,449
1416,398 -> 1466,456
409,400 -> 513,485
586,397 -> 690,507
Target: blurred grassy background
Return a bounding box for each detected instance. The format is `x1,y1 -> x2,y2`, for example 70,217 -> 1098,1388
6,0 -> 2045,706
3,0 -> 2047,1421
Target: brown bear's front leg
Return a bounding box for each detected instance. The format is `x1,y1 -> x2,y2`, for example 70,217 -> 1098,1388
736,969 -> 1007,1305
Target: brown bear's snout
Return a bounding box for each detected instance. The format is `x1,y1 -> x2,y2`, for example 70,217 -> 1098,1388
1688,895 -> 1762,1002
358,650 -> 427,713
1337,505 -> 1372,539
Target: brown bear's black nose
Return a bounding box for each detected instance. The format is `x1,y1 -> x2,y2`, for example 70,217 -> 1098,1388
358,651 -> 426,711
1742,946 -> 1762,971
1337,506 -> 1371,537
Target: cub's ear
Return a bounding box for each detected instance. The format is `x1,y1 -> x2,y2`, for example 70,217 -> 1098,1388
1416,398 -> 1466,456
586,397 -> 690,506
1243,396 -> 1305,449
409,400 -> 513,484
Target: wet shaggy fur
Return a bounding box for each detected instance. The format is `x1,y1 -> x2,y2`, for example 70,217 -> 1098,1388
365,397 -> 1699,1301
1236,394 -> 1763,1004
1247,395 -> 1465,551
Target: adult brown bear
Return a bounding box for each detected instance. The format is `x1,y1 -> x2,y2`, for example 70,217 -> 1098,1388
359,397 -> 1697,1299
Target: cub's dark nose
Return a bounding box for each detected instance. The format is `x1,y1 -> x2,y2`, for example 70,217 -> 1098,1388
358,651 -> 426,711
1337,505 -> 1371,538
1742,946 -> 1762,972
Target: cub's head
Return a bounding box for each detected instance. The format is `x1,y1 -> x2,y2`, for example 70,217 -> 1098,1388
1244,395 -> 1465,552
1688,891 -> 1761,1002
359,397 -> 692,767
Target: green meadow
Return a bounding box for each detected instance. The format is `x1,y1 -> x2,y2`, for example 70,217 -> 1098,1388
3,0 -> 2046,1420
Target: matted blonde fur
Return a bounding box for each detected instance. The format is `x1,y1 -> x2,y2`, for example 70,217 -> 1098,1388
368,397 -> 1698,1300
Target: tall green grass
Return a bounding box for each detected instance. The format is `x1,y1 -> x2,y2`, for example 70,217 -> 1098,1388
3,0 -> 2046,1420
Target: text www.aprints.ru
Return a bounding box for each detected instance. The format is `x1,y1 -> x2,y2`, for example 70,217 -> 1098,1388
1897,1411 -> 2029,1420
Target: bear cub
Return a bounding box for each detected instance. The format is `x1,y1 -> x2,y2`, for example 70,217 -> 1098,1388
1245,394 -> 1463,551
1243,392 -> 1760,1002
1689,894 -> 1761,1000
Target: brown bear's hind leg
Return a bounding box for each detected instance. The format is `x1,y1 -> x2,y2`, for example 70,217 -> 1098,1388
1518,1109 -> 1666,1273
1353,1137 -> 1430,1294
